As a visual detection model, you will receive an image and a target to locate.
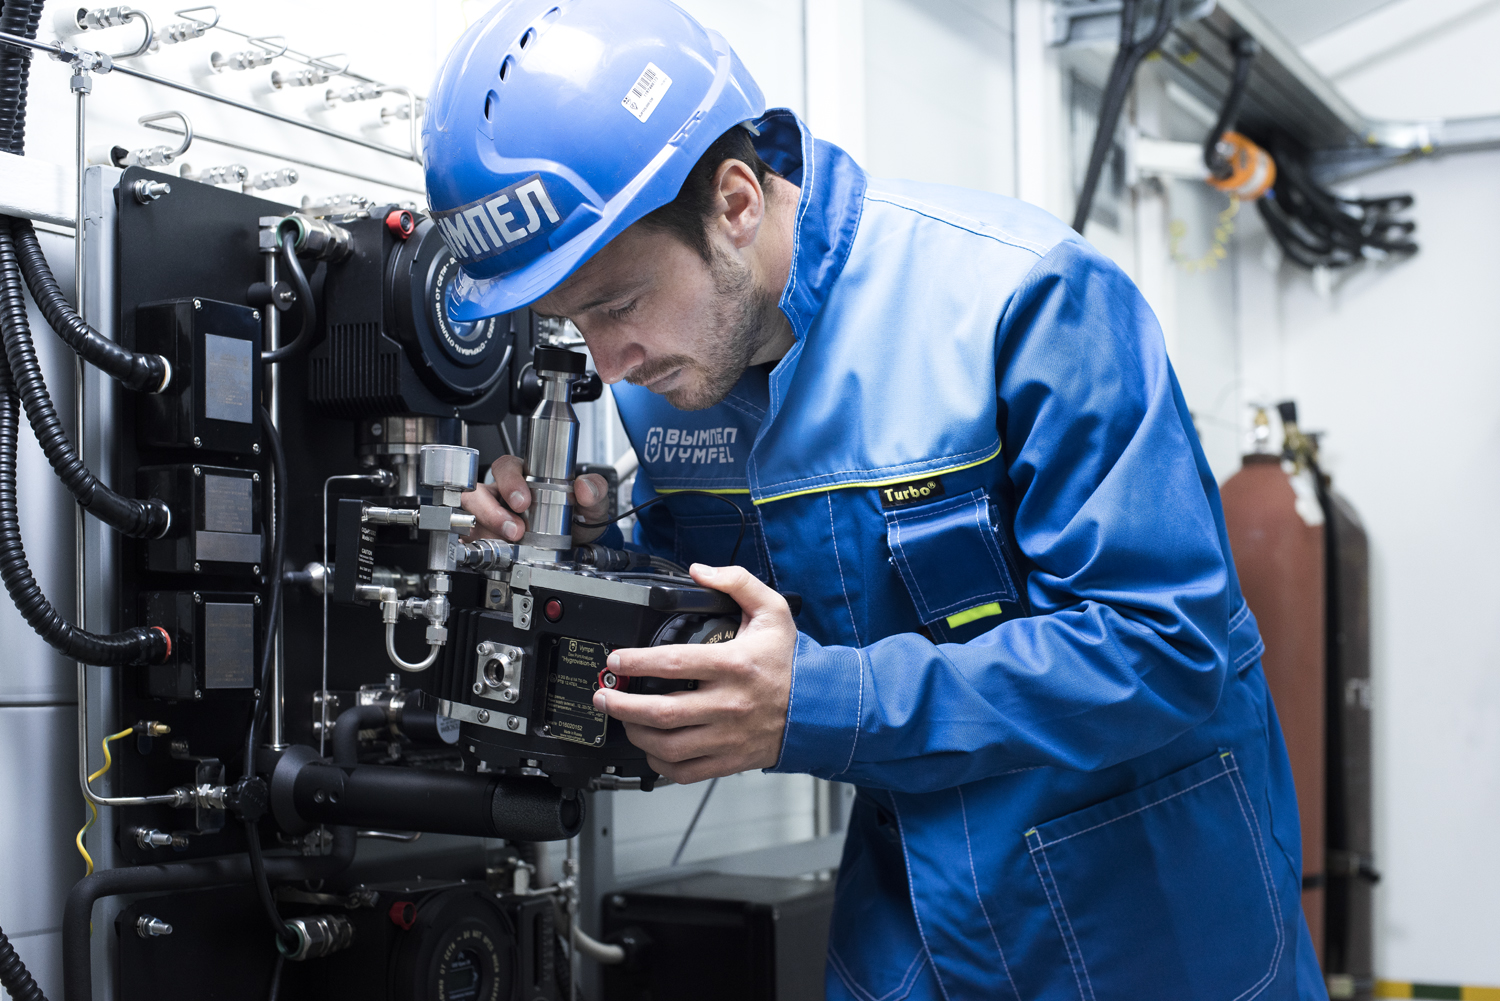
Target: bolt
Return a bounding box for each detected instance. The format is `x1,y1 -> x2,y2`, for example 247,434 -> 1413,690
526,759 -> 538,767
193,592 -> 202,603
476,709 -> 490,723
313,789 -> 326,803
593,736 -> 603,745
472,681 -> 484,695
254,689 -> 261,698
252,472 -> 260,482
253,595 -> 262,606
506,716 -> 519,731
476,641 -> 492,656
501,688 -> 514,701
193,690 -> 203,699
252,565 -> 261,575
136,915 -> 173,939
251,309 -> 260,320
192,466 -> 202,476
604,765 -> 616,774
252,443 -> 262,455
489,589 -> 503,603
193,299 -> 202,310
192,436 -> 203,448
192,562 -> 201,572
370,422 -> 383,436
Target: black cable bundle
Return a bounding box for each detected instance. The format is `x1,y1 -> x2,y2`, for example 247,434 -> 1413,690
1256,144 -> 1417,269
1072,0 -> 1179,234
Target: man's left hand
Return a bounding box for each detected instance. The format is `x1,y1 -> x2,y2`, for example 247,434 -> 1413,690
592,563 -> 796,784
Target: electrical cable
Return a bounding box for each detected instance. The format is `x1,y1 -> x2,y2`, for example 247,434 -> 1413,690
1204,37 -> 1258,178
1071,0 -> 1178,234
245,407 -> 288,778
0,331 -> 170,665
266,953 -> 284,1001
670,776 -> 719,866
0,218 -> 172,539
1255,145 -> 1417,269
0,923 -> 47,1001
260,228 -> 315,364
577,490 -> 747,566
75,726 -> 136,876
11,218 -> 172,392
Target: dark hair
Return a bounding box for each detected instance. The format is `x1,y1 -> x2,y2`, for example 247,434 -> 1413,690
638,125 -> 780,261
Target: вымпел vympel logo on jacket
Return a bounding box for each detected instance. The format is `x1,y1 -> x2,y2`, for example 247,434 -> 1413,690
643,426 -> 740,465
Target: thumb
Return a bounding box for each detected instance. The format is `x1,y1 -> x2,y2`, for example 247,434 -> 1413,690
689,563 -> 788,622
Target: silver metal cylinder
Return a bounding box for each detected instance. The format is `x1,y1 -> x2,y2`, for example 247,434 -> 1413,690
357,416 -> 463,497
523,371 -> 579,550
278,914 -> 357,961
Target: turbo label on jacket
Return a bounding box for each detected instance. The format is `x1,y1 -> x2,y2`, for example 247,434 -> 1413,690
879,476 -> 946,509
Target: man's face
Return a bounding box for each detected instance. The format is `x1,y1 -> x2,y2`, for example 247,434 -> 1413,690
531,222 -> 779,411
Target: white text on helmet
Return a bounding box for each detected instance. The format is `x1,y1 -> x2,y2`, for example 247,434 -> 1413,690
433,173 -> 563,264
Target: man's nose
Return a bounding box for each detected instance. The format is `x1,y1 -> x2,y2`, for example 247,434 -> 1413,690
582,336 -> 642,385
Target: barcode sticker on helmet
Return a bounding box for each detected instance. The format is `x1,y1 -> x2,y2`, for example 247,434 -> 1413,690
622,62 -> 672,123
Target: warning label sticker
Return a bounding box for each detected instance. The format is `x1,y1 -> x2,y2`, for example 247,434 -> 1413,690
545,637 -> 608,746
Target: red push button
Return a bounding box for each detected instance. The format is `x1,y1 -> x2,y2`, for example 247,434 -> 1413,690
543,598 -> 564,622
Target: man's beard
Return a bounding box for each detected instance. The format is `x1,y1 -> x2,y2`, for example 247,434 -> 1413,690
626,246 -> 780,411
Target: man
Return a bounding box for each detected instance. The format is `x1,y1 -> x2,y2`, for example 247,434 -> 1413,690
429,1 -> 1325,997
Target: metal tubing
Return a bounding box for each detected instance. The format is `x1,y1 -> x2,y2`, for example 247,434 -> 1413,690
142,121 -> 424,194
108,62 -> 420,161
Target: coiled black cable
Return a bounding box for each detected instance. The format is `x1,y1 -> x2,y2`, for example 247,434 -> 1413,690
0,218 -> 171,538
0,924 -> 48,1001
1256,143 -> 1417,269
0,292 -> 169,666
11,218 -> 172,392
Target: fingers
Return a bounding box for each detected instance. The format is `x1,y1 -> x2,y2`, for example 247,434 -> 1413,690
646,752 -> 731,786
605,642 -> 735,682
571,472 -> 611,543
491,455 -> 530,513
689,563 -> 791,624
594,687 -> 735,730
460,483 -> 527,542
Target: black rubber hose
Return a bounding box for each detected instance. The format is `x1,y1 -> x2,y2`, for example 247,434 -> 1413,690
0,323 -> 169,665
0,924 -> 48,1001
1072,0 -> 1178,233
0,219 -> 171,539
1203,36 -> 1258,177
11,218 -> 171,392
333,703 -> 389,767
63,832 -> 355,1001
260,230 -> 315,364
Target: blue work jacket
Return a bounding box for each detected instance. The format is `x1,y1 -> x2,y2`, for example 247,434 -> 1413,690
609,111 -> 1326,1000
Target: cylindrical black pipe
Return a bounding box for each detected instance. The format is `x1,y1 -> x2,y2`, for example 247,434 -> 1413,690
0,220 -> 171,539
0,924 -> 47,1001
63,833 -> 355,1001
289,762 -> 584,842
10,218 -> 171,393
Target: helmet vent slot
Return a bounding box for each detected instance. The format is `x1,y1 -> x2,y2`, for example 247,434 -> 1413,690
484,90 -> 497,121
500,56 -> 514,81
519,27 -> 536,49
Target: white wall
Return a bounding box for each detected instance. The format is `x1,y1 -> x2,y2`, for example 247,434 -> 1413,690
1234,149 -> 1500,985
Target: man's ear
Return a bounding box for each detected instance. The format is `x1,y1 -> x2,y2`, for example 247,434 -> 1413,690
711,159 -> 766,251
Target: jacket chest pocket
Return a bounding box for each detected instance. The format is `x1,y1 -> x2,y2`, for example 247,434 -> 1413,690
884,488 -> 1024,643
672,510 -> 770,582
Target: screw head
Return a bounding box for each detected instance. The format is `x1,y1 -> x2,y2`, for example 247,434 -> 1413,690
254,689 -> 261,698
593,736 -> 603,745
192,436 -> 202,448
253,595 -> 262,606
192,592 -> 202,603
472,681 -> 484,695
476,709 -> 490,723
192,562 -> 202,572
192,466 -> 202,476
193,689 -> 203,699
251,309 -> 261,320
252,443 -> 262,455
501,688 -> 514,701
370,422 -> 383,436
252,472 -> 260,482
252,565 -> 261,575
193,299 -> 202,309
506,716 -> 520,730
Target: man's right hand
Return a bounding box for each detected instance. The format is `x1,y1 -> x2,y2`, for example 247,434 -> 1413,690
461,455 -> 612,544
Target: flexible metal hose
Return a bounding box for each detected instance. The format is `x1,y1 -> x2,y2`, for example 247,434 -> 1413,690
0,924 -> 48,1001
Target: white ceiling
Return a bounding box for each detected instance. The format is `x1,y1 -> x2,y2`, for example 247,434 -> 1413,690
1241,0 -> 1402,44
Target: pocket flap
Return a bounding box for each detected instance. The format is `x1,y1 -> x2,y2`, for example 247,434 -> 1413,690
885,488 -> 1019,627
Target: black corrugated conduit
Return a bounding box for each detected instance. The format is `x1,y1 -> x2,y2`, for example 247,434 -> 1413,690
0,219 -> 171,538
12,218 -> 172,392
0,924 -> 48,1001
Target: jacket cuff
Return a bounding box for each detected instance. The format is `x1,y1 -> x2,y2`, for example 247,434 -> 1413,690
594,524 -> 626,549
770,632 -> 864,778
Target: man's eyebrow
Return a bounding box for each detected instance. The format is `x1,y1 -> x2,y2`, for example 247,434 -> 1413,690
571,278 -> 651,315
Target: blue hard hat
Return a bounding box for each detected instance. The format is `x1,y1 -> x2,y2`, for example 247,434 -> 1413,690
423,0 -> 766,321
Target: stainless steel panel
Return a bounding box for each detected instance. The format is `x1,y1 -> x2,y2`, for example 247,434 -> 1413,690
0,705 -> 83,937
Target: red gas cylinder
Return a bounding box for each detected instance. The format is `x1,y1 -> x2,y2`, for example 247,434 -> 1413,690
1220,441 -> 1326,963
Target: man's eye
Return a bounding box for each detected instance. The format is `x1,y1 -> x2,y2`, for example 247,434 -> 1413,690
606,300 -> 637,320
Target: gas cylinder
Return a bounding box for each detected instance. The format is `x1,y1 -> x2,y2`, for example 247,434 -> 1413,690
1220,404 -> 1327,963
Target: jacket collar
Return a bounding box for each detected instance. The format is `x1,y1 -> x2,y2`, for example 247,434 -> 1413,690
750,110 -> 867,343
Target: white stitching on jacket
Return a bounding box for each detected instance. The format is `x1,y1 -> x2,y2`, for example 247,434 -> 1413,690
958,787 -> 1022,1000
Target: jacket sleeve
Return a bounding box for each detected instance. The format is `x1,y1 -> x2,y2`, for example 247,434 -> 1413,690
771,240 -> 1234,792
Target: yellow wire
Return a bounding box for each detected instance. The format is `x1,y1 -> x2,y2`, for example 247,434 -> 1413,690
76,727 -> 136,876
1169,194 -> 1241,273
